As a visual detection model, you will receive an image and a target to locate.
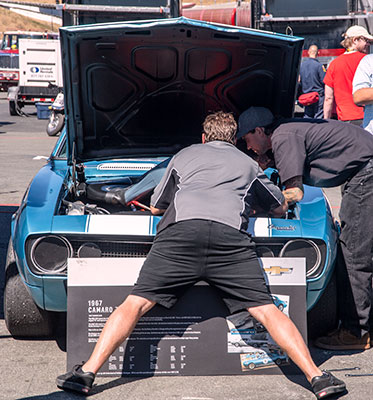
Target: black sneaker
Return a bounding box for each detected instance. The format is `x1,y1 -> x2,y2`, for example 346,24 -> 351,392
311,370 -> 346,399
56,363 -> 95,394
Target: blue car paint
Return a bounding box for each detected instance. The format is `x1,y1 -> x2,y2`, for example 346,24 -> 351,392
10,131 -> 338,313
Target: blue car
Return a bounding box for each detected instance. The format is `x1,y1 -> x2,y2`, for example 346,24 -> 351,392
271,295 -> 288,312
4,17 -> 338,337
241,350 -> 288,370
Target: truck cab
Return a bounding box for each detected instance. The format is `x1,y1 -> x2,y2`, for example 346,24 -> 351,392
0,31 -> 58,92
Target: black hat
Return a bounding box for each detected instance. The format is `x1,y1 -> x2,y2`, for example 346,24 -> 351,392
237,107 -> 274,139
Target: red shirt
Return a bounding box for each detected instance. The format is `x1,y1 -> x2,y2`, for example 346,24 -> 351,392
324,51 -> 366,121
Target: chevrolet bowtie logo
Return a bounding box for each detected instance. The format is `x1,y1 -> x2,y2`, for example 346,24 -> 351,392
264,266 -> 293,275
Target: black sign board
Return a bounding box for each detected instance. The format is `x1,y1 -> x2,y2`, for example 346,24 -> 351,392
67,257 -> 306,376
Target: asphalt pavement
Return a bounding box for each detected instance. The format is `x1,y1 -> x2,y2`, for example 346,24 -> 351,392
0,92 -> 372,400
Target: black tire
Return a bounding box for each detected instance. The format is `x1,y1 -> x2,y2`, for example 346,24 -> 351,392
307,269 -> 338,340
46,113 -> 64,136
248,363 -> 256,370
9,100 -> 17,116
4,239 -> 55,338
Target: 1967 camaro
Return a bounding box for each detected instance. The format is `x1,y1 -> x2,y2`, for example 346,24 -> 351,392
4,17 -> 339,338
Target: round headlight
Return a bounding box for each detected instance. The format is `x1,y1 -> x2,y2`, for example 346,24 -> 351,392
256,246 -> 275,258
31,235 -> 72,274
77,242 -> 102,258
279,239 -> 321,277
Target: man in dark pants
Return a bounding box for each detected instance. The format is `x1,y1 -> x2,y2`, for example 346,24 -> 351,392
299,44 -> 326,119
238,106 -> 373,352
56,111 -> 345,399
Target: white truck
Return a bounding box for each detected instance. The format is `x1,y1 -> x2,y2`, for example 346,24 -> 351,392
7,38 -> 62,116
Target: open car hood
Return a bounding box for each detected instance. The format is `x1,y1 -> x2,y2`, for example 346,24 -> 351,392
59,17 -> 303,164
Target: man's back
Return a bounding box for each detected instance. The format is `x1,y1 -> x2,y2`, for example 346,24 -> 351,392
300,57 -> 325,94
151,141 -> 283,232
271,118 -> 373,187
324,52 -> 366,121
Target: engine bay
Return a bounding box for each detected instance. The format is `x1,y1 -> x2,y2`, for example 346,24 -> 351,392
59,161 -> 296,219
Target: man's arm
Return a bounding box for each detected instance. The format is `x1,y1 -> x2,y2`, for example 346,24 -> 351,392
269,201 -> 288,217
323,85 -> 334,119
282,176 -> 304,205
150,206 -> 166,215
353,88 -> 373,106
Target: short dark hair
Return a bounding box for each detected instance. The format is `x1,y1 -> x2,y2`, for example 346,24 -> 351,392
203,111 -> 237,144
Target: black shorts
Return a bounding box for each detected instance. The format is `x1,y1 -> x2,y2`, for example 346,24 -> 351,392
131,219 -> 273,313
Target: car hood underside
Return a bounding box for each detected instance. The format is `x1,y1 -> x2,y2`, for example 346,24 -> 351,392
59,17 -> 303,164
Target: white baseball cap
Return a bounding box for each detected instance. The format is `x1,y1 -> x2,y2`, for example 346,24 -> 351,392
344,25 -> 373,40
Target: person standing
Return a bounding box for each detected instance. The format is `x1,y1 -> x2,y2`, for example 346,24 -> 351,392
323,25 -> 373,124
238,106 -> 373,352
353,53 -> 373,134
299,44 -> 326,118
56,111 -> 345,399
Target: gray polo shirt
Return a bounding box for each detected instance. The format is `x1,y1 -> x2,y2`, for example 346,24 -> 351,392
151,141 -> 284,233
271,118 -> 373,187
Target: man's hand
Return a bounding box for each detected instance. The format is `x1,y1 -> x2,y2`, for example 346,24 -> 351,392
282,176 -> 304,205
353,88 -> 373,106
150,206 -> 166,215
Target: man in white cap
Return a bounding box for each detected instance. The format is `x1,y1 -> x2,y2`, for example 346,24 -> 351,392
323,25 -> 373,124
353,53 -> 373,134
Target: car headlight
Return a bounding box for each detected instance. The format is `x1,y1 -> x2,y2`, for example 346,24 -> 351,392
279,239 -> 322,278
253,238 -> 327,279
29,235 -> 72,274
255,246 -> 275,258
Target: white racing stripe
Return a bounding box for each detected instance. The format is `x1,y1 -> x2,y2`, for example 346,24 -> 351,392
248,217 -> 271,237
86,214 -> 152,235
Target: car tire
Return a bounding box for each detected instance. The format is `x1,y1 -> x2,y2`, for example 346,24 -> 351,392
4,240 -> 55,338
248,363 -> 256,370
46,113 -> 64,136
307,269 -> 338,340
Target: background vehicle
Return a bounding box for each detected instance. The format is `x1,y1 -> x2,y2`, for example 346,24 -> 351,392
60,0 -> 180,26
183,0 -> 373,66
46,85 -> 64,136
7,38 -> 62,116
4,18 -> 338,341
0,31 -> 58,92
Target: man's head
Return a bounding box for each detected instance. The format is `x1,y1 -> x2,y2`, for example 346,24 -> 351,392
341,25 -> 373,53
236,107 -> 274,156
308,44 -> 318,58
202,111 -> 237,144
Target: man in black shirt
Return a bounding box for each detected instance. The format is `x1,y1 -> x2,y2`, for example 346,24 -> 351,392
238,106 -> 373,351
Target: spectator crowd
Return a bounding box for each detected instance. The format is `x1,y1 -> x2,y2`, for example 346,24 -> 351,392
298,25 -> 373,132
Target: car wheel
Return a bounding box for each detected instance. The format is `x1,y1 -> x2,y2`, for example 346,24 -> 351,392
307,269 -> 338,339
234,342 -> 240,347
46,113 -> 64,136
278,304 -> 284,312
275,358 -> 282,366
4,240 -> 55,338
248,363 -> 256,370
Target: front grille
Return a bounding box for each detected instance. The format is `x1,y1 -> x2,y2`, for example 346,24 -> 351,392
70,240 -> 152,258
